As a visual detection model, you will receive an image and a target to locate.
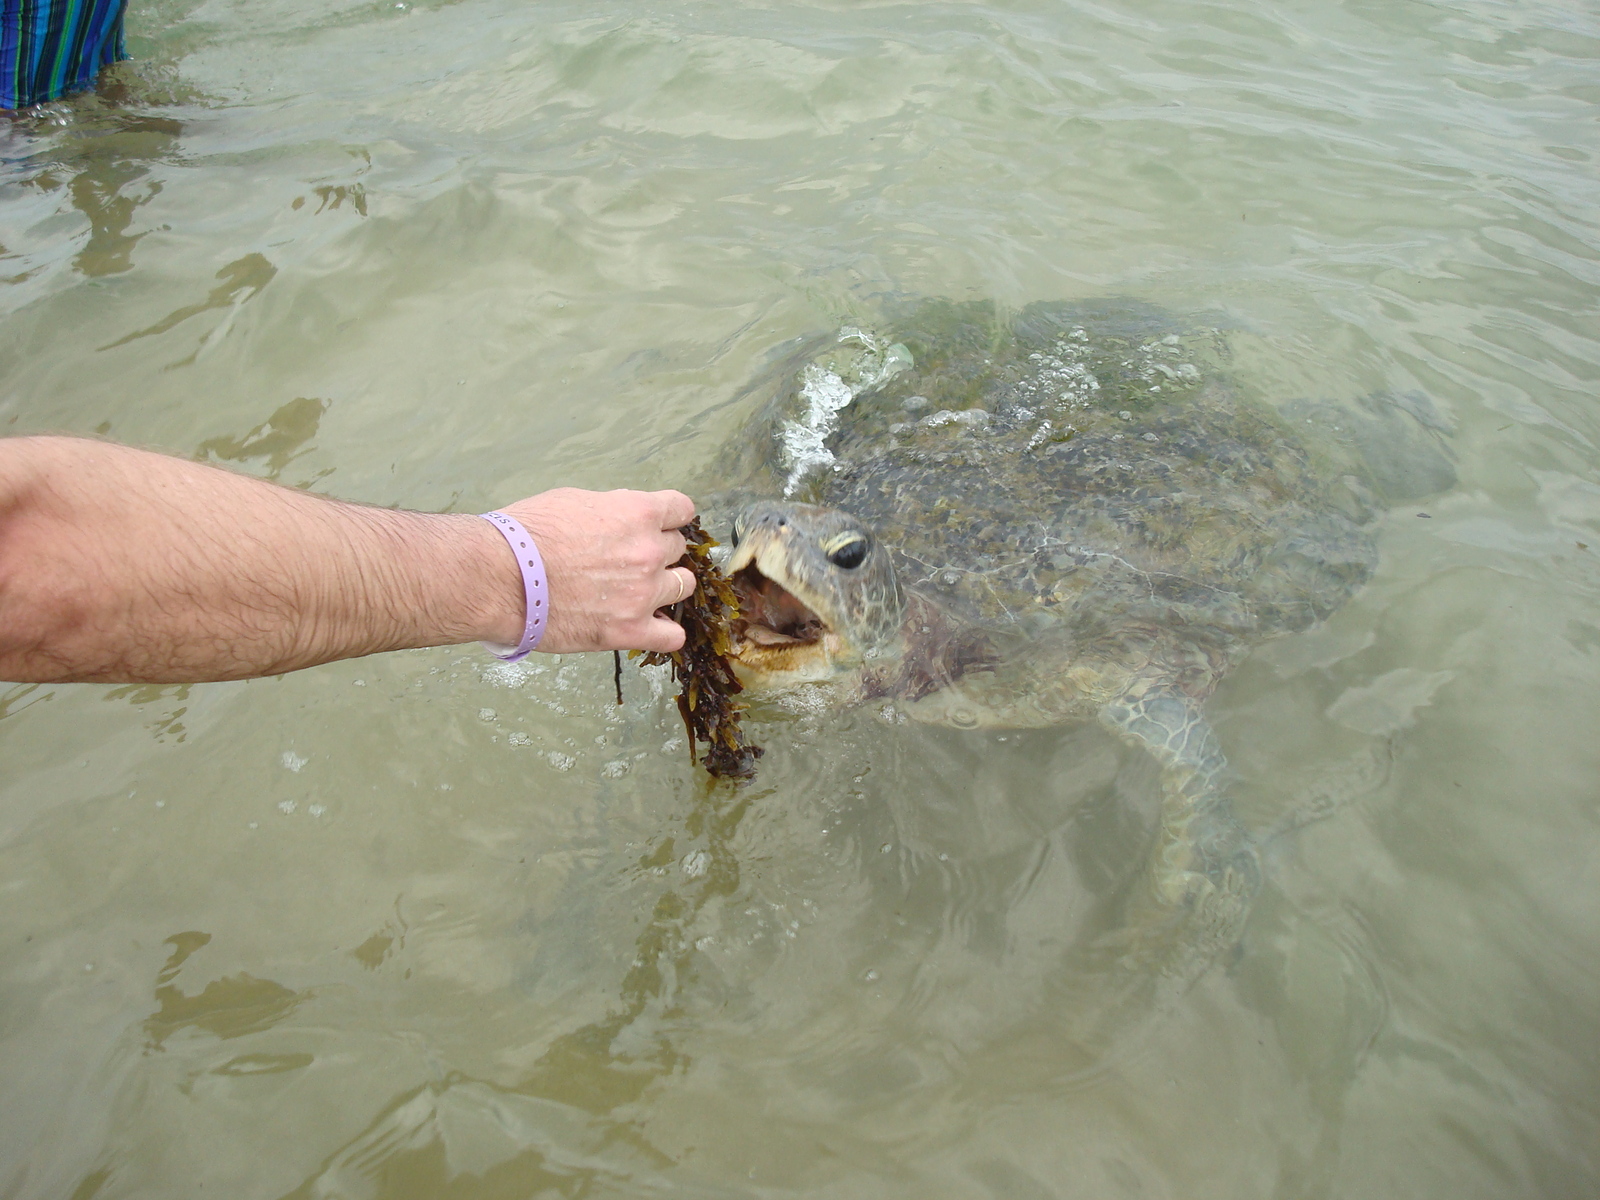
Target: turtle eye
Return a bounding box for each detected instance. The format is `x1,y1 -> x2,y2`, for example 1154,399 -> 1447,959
825,535 -> 870,570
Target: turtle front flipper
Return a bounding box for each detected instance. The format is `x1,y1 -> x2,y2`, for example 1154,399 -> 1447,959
1098,682 -> 1260,971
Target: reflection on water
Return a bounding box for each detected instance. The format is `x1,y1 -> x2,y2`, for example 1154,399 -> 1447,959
144,931 -> 307,1049
102,251 -> 276,354
2,103 -> 182,287
2,0 -> 1598,1197
194,394 -> 329,483
100,683 -> 191,742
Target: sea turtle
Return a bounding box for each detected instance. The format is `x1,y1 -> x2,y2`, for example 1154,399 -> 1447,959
707,298 -> 1452,961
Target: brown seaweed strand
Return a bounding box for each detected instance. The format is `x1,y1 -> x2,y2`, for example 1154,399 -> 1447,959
632,518 -> 764,780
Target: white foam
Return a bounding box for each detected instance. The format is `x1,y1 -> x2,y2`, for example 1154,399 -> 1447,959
780,327 -> 913,495
480,660 -> 537,689
781,363 -> 854,495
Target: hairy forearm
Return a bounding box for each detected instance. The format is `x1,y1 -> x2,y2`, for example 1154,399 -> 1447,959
0,437 -> 521,683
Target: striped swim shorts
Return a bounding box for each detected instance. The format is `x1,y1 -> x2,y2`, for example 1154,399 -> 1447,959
2,0 -> 128,110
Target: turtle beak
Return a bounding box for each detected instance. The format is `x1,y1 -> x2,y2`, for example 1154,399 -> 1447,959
722,524 -> 834,653
722,535 -> 758,578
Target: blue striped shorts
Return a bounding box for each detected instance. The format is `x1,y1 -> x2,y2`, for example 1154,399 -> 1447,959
2,0 -> 128,110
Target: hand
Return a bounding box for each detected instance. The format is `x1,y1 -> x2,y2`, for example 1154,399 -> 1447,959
498,487 -> 697,654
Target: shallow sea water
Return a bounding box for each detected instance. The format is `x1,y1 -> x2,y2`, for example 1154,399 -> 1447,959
2,1 -> 1598,1196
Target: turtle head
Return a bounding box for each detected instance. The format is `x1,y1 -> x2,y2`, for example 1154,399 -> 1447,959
722,500 -> 905,689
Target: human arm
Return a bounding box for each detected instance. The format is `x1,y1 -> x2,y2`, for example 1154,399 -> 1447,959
0,436 -> 695,683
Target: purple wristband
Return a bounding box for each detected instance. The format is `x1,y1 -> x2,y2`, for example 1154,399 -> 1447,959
479,511 -> 548,661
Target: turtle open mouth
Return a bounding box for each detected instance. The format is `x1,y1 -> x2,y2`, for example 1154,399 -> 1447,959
729,564 -> 829,649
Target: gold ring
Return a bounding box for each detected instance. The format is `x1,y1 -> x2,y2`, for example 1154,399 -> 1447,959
673,573 -> 687,604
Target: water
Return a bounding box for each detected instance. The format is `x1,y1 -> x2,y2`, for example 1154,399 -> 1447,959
2,0 -> 1597,1195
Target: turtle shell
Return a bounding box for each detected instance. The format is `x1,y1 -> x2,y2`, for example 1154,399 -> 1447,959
724,299 -> 1389,700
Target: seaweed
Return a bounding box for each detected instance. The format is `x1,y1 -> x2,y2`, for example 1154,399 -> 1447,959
618,518 -> 763,780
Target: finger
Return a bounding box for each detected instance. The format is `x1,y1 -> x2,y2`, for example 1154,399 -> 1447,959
647,489 -> 696,532
658,527 -> 688,567
654,566 -> 695,610
631,612 -> 688,654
